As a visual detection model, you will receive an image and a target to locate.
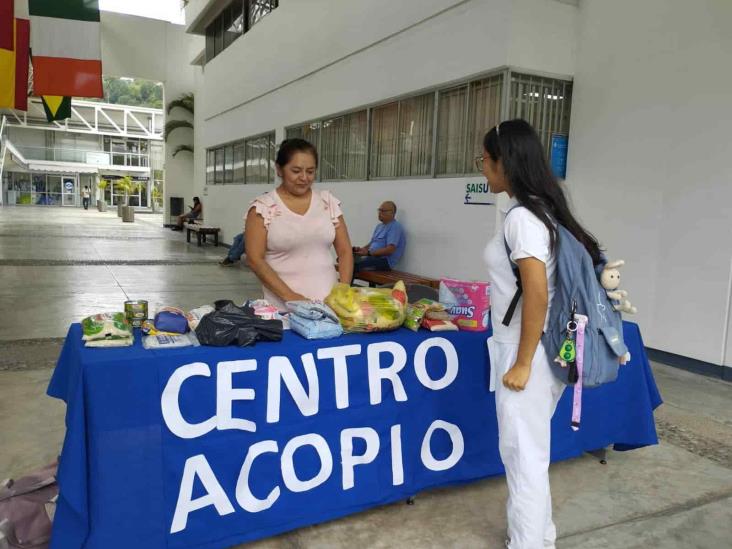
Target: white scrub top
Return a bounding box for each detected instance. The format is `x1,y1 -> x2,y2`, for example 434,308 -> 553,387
483,197 -> 557,345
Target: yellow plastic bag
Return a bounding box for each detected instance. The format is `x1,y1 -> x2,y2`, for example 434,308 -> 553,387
325,281 -> 408,333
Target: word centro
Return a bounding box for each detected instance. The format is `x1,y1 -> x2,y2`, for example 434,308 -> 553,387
162,337 -> 465,534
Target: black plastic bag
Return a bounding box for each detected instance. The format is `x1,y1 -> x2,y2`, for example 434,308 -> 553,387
195,303 -> 283,346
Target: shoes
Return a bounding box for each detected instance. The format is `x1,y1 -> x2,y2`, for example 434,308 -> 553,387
219,258 -> 235,266
171,226 -> 183,231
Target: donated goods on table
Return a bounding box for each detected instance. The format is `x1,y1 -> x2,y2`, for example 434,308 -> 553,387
325,281 -> 407,333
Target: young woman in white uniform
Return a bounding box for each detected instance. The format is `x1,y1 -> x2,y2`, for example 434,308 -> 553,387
480,120 -> 604,549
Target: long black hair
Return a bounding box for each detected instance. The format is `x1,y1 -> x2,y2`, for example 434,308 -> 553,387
484,119 -> 602,264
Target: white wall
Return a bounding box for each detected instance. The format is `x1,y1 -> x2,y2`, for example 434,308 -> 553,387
189,0 -> 732,366
567,0 -> 732,366
100,12 -> 201,221
192,0 -> 576,277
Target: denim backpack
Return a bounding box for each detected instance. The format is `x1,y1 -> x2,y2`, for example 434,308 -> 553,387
502,207 -> 628,391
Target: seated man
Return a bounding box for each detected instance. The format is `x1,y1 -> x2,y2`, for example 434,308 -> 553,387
353,201 -> 406,272
219,231 -> 245,266
173,197 -> 202,230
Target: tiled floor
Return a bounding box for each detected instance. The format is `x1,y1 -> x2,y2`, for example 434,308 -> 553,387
1,205 -> 731,548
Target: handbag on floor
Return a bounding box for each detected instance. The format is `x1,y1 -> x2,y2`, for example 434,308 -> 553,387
0,462 -> 58,549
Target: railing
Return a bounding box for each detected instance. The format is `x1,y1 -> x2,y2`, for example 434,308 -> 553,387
13,146 -> 150,168
2,99 -> 164,140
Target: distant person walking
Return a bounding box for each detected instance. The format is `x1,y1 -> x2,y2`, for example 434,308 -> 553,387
82,186 -> 91,210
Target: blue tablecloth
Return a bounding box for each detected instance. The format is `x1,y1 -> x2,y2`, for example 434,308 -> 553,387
47,322 -> 660,549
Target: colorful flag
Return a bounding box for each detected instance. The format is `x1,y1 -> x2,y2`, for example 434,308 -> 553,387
0,16 -> 29,110
41,95 -> 71,122
0,0 -> 13,51
29,0 -> 103,98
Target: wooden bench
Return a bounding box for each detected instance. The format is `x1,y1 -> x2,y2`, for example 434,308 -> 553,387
354,269 -> 440,289
185,222 -> 220,247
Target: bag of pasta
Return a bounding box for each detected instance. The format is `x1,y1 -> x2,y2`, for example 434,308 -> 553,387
325,281 -> 407,333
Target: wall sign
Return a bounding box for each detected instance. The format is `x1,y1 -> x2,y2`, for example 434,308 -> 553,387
464,180 -> 493,205
551,134 -> 568,180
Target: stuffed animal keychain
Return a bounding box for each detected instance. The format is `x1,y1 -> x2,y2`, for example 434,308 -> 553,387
600,260 -> 637,314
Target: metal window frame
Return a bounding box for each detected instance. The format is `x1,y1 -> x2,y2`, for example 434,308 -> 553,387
206,129 -> 275,186
318,110 -> 369,183
276,66 -> 572,184
205,0 -> 280,65
244,130 -> 277,185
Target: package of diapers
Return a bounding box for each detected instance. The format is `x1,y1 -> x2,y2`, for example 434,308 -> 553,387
438,278 -> 490,332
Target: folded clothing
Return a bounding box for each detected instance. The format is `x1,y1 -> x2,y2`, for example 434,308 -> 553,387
286,301 -> 343,340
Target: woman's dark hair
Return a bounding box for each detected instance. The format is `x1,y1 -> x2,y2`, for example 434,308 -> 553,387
275,138 -> 318,168
193,196 -> 200,204
484,119 -> 602,264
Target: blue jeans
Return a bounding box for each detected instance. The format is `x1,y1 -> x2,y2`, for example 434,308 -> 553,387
354,255 -> 391,272
227,232 -> 245,261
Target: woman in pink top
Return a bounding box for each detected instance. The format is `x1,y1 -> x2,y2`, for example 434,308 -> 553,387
245,139 -> 354,311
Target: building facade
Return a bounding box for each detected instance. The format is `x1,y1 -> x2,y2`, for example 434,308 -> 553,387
1,98 -> 164,208
182,0 -> 732,371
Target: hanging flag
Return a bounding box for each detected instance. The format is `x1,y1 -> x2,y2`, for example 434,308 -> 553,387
28,0 -> 103,98
0,16 -> 29,110
0,0 -> 13,51
41,95 -> 71,122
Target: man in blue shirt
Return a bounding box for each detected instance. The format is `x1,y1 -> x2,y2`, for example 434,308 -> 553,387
353,201 -> 406,272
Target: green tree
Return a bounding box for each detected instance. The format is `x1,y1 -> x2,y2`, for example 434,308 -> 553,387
95,77 -> 163,108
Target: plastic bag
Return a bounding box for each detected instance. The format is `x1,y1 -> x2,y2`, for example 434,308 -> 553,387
195,302 -> 283,346
85,337 -> 134,348
186,305 -> 215,331
286,301 -> 343,340
404,299 -> 448,331
422,318 -> 459,332
325,281 -> 407,333
404,303 -> 428,331
143,332 -> 200,349
81,313 -> 133,347
439,278 -> 490,331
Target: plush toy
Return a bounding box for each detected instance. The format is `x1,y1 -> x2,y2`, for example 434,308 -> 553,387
600,260 -> 637,314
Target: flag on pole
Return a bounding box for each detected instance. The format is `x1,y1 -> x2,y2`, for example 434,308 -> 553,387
0,0 -> 13,51
29,0 -> 103,98
0,15 -> 29,110
41,95 -> 71,122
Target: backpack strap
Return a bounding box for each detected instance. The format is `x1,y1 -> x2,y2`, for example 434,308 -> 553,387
502,205 -> 523,326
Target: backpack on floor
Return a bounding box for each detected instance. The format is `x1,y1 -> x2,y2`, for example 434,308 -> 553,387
0,462 -> 58,549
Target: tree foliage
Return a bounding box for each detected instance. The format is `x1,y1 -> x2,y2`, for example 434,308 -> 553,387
97,77 -> 164,108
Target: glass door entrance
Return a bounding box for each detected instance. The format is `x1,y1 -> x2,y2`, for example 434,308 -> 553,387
61,176 -> 77,206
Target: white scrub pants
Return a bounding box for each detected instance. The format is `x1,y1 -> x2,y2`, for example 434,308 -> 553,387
489,339 -> 565,549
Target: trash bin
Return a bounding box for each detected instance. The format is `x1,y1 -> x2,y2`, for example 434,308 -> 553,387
170,196 -> 184,225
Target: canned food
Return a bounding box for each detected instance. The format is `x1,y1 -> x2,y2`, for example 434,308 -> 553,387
124,300 -> 148,328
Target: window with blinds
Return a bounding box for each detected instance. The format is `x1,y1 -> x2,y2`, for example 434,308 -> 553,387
509,73 -> 572,158
205,131 -> 276,185
281,69 -> 571,181
370,93 -> 434,178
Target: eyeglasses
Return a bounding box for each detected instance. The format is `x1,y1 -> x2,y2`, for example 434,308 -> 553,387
377,208 -> 394,213
474,155 -> 485,172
